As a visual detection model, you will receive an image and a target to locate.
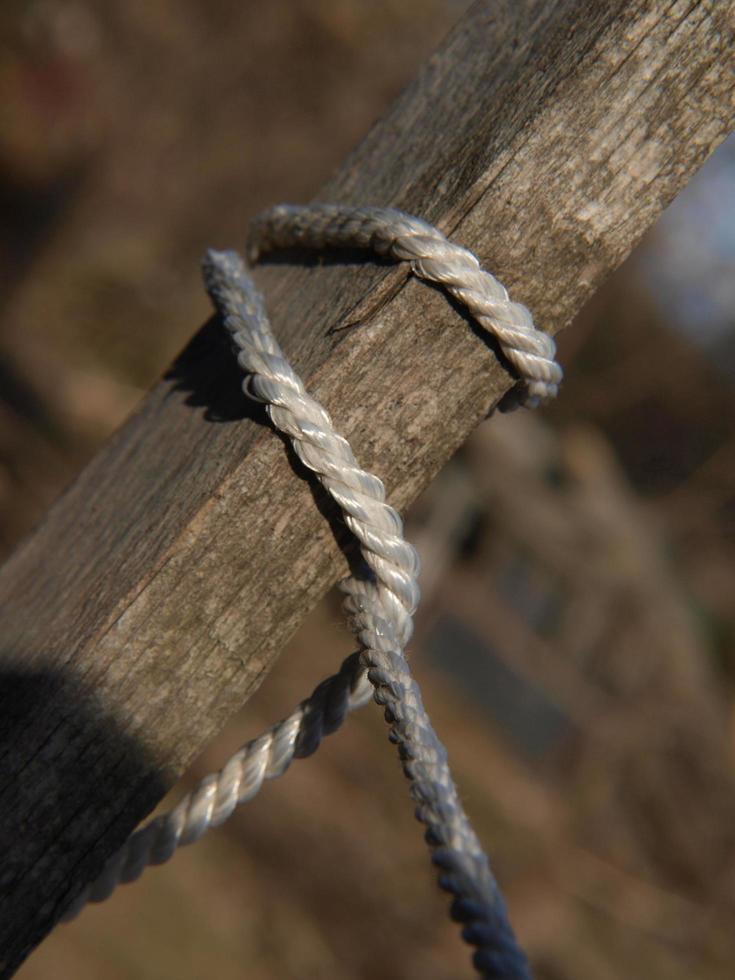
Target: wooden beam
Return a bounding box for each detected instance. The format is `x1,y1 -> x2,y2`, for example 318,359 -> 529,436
0,0 -> 732,972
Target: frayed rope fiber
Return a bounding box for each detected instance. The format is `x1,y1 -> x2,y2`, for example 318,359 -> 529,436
65,204 -> 562,979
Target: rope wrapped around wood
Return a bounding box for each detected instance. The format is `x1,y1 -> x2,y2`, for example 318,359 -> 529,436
64,205 -> 562,979
249,203 -> 562,407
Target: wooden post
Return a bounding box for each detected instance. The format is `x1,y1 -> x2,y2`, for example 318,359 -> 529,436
0,0 -> 732,973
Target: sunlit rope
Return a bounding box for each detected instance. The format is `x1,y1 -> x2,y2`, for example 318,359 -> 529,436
65,205 -> 561,979
249,203 -> 561,408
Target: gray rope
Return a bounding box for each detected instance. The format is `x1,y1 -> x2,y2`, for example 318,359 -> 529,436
64,205 -> 558,978
203,240 -> 534,977
248,203 -> 562,408
62,652 -> 371,920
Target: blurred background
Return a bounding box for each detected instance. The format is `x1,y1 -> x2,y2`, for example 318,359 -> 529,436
1,1 -> 734,978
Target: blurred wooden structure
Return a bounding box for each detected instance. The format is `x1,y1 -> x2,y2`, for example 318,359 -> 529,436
403,297 -> 735,976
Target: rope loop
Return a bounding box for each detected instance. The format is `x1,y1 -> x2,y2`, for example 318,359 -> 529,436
65,205 -> 559,979
249,203 -> 562,408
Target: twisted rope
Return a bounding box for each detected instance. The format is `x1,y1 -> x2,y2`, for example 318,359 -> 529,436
65,206 -> 559,978
204,246 -> 533,977
63,652 -> 371,920
248,203 -> 562,407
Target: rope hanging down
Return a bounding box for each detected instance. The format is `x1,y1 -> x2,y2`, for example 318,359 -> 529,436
64,204 -> 562,979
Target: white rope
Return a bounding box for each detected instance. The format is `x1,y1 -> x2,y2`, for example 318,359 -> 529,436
62,653 -> 371,918
249,203 -> 562,407
64,206 -> 560,978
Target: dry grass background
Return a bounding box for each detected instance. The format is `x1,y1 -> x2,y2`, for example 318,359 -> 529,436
1,2 -> 734,978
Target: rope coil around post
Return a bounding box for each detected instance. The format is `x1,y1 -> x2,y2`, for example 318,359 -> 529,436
64,205 -> 561,979
248,203 -> 562,408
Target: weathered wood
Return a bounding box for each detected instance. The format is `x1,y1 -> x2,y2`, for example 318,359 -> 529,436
0,0 -> 732,972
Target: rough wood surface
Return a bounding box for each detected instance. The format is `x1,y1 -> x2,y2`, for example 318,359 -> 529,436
0,0 -> 732,973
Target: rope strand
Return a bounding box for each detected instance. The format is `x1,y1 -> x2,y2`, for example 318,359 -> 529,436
62,652 -> 371,920
65,205 -> 560,978
202,244 -> 533,977
248,203 -> 561,408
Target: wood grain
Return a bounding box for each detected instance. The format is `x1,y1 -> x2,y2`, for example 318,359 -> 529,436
0,0 -> 733,972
